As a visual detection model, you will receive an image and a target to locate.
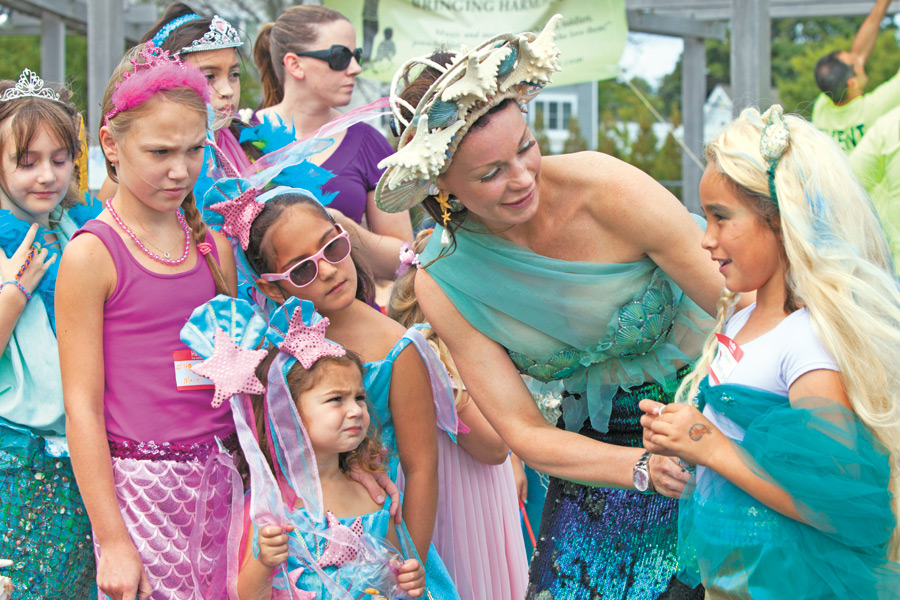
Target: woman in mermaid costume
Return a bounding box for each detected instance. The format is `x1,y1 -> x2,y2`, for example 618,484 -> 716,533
640,106 -> 900,598
374,16 -> 731,600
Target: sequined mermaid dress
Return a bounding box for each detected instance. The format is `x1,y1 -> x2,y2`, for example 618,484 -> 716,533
0,206 -> 99,598
420,223 -> 715,600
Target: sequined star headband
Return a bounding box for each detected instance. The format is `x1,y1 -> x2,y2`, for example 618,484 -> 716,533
759,104 -> 791,210
267,298 -> 345,369
105,41 -> 210,124
374,14 -> 562,214
0,69 -> 61,103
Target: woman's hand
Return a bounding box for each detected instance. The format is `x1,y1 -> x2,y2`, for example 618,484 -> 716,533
648,454 -> 692,499
256,524 -> 293,570
347,466 -> 403,524
97,541 -> 153,600
0,224 -> 55,295
639,399 -> 726,467
393,557 -> 426,598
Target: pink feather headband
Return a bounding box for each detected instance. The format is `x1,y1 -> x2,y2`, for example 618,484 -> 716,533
105,41 -> 210,124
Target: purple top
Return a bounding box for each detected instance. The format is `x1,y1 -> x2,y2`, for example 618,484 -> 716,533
319,122 -> 394,223
73,220 -> 235,445
247,115 -> 394,224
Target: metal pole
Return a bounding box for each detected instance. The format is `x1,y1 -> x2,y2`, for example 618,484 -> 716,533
730,0 -> 770,115
682,36 -> 705,213
40,11 -> 65,85
87,0 -> 123,134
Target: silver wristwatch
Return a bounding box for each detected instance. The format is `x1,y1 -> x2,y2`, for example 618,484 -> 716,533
633,450 -> 655,494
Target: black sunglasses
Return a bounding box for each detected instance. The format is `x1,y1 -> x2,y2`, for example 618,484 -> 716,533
294,45 -> 363,71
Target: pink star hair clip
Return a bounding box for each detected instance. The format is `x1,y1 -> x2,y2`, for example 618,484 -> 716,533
180,296 -> 270,408
277,301 -> 346,369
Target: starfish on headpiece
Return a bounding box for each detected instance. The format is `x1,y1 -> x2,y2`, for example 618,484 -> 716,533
190,329 -> 268,408
208,180 -> 263,250
317,512 -> 364,568
279,308 -> 346,369
379,114 -> 465,188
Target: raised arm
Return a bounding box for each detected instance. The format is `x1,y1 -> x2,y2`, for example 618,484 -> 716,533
57,234 -> 151,599
389,345 -> 439,560
415,269 -> 690,497
851,0 -> 893,66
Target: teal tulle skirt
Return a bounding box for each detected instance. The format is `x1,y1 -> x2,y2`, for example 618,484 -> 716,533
679,379 -> 900,599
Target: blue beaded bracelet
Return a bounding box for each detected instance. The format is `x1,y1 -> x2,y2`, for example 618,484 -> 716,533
1,280 -> 31,302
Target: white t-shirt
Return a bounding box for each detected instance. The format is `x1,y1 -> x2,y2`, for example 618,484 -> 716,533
703,304 -> 838,443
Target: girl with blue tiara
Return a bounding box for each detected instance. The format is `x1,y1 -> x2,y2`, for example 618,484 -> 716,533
640,106 -> 900,599
0,69 -> 99,596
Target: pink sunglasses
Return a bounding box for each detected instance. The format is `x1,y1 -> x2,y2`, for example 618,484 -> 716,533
260,224 -> 351,287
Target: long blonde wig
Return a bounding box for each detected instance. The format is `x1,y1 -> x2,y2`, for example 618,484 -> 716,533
676,107 -> 900,556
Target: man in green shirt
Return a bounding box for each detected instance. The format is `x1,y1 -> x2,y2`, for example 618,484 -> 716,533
812,0 -> 899,153
851,106 -> 900,270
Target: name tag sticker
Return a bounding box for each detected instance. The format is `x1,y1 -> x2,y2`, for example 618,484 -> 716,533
174,349 -> 215,391
708,333 -> 744,385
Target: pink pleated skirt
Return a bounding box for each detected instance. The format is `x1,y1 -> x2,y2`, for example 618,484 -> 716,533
96,435 -> 242,600
433,432 -> 529,600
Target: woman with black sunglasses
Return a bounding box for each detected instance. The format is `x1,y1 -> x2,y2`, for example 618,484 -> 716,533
252,6 -> 413,282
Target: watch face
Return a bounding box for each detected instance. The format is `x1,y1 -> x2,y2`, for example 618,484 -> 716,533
633,468 -> 650,492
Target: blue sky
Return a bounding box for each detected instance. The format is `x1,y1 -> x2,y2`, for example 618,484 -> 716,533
619,33 -> 685,87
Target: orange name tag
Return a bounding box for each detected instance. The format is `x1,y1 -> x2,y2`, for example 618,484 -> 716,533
173,349 -> 215,391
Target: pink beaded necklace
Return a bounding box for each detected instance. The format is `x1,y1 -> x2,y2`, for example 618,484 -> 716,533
105,198 -> 192,266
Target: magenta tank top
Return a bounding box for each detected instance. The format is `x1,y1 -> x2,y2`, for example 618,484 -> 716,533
73,220 -> 235,444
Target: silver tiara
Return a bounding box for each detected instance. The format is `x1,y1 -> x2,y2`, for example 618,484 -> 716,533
0,69 -> 61,103
180,15 -> 242,54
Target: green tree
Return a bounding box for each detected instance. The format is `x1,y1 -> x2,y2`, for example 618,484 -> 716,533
596,109 -> 629,160
532,105 -> 552,156
630,114 -> 658,174
650,131 -> 683,200
0,35 -> 88,114
562,115 -> 588,154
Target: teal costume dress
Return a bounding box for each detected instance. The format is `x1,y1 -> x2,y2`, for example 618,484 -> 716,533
681,379 -> 900,599
420,224 -> 714,600
363,327 -> 461,599
0,202 -> 99,597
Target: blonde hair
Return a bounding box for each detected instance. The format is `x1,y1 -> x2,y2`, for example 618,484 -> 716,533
677,107 -> 900,556
100,45 -> 231,297
388,230 -> 468,410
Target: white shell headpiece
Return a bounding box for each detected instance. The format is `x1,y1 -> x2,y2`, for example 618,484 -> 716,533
375,14 -> 562,213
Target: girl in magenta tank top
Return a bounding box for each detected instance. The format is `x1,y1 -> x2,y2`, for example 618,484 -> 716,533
56,43 -> 239,600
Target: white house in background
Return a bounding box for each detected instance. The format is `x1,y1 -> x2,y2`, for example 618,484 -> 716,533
704,84 -> 781,143
527,82 -> 598,154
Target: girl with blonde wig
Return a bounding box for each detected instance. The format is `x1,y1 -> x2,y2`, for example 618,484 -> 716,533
641,106 -> 900,599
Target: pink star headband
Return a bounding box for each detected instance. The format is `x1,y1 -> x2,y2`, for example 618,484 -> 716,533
207,179 -> 262,250
278,304 -> 346,369
105,41 -> 210,124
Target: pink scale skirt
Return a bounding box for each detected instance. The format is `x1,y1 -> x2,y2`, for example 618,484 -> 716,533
96,435 -> 242,600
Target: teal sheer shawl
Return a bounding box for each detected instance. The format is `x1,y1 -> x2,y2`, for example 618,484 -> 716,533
0,208 -> 83,438
420,221 -> 713,433
680,378 -> 900,598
